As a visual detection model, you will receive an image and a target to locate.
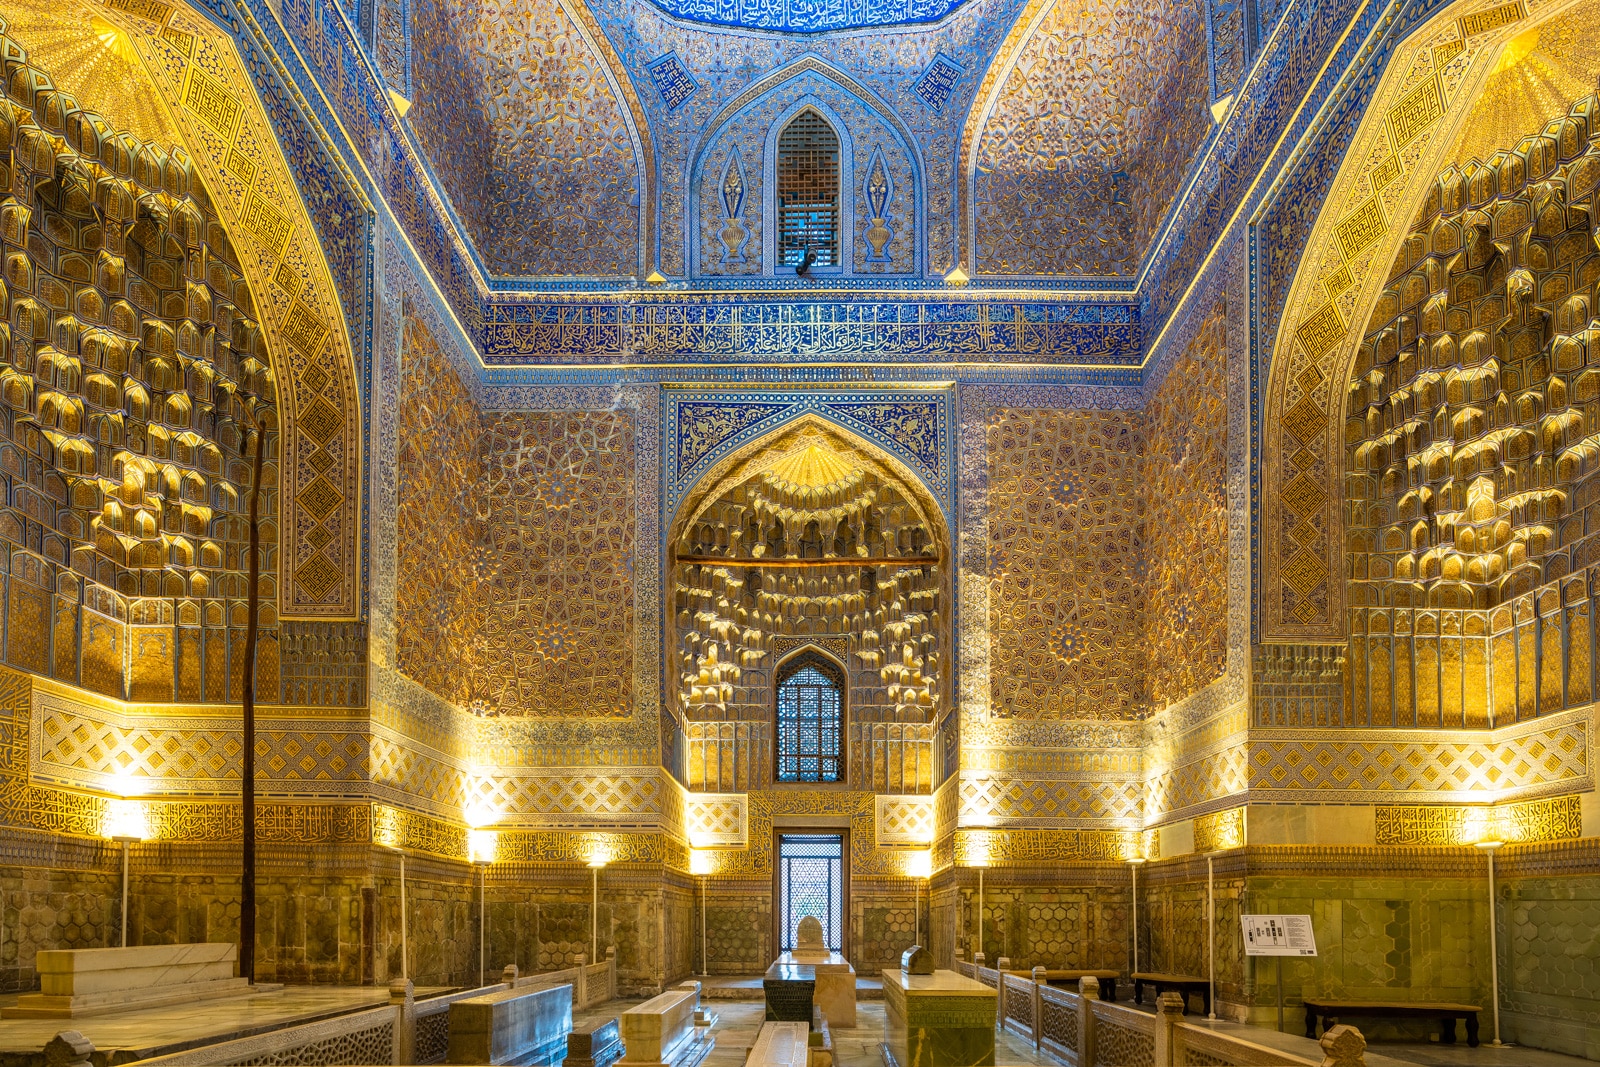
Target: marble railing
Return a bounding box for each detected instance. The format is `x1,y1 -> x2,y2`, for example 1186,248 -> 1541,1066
118,1004 -> 402,1067
978,972 -> 1371,1067
106,952 -> 620,1067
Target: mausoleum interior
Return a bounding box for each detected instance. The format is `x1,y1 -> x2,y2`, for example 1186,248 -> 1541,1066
0,0 -> 1596,1061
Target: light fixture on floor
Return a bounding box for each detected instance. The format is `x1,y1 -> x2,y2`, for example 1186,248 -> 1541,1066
469,829 -> 497,986
1128,854 -> 1146,977
103,796 -> 147,948
690,849 -> 714,976
1475,832 -> 1506,1048
588,857 -> 609,963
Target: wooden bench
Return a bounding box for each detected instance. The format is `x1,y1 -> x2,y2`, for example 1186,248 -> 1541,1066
1302,999 -> 1481,1047
1007,969 -> 1122,1003
1131,972 -> 1210,1015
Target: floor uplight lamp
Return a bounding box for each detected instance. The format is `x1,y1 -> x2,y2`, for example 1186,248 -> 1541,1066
972,857 -> 989,962
469,830 -> 497,986
1206,852 -> 1217,1020
104,798 -> 147,948
1476,835 -> 1506,1047
690,850 -> 713,976
383,842 -> 409,981
908,850 -> 933,947
588,858 -> 608,963
1129,855 -> 1146,976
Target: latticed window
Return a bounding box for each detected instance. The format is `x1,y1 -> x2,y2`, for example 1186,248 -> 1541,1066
775,654 -> 844,782
779,834 -> 843,950
776,110 -> 840,268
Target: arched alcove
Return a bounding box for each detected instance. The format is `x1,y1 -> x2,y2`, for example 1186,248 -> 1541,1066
667,416 -> 949,793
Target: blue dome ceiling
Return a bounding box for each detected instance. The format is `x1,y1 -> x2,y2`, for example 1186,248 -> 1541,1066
643,0 -> 968,32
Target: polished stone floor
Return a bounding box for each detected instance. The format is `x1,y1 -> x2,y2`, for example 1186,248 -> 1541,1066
682,1000 -> 1055,1067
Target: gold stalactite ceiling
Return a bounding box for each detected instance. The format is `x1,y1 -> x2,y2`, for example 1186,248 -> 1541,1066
17,0 -> 368,617
669,420 -> 947,793
0,1 -> 179,145
1450,0 -> 1600,167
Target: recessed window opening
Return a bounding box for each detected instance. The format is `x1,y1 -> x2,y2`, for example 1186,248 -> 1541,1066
778,833 -> 844,951
775,653 -> 844,783
776,110 -> 841,268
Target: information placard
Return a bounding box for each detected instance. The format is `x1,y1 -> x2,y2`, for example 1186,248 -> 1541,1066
1241,914 -> 1317,956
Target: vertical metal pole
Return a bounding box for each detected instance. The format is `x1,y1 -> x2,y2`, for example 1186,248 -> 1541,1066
1487,848 -> 1503,1046
952,888 -> 959,966
700,874 -> 708,976
240,415 -> 265,986
1130,861 -> 1139,974
1277,956 -> 1285,1033
1206,855 -> 1216,1020
479,865 -> 487,987
399,852 -> 409,982
120,841 -> 130,948
977,868 -> 985,960
591,866 -> 599,963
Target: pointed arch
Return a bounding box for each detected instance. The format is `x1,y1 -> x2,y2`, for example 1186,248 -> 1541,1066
1258,0 -> 1589,640
6,0 -> 363,616
765,100 -> 853,275
687,56 -> 926,278
773,648 -> 847,783
667,416 -> 950,793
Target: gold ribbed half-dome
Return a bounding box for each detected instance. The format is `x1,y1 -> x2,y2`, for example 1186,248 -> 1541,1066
763,445 -> 860,492
1449,11 -> 1600,167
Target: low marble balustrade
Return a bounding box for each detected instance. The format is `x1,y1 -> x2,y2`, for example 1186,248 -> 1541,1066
1016,979 -> 1371,1067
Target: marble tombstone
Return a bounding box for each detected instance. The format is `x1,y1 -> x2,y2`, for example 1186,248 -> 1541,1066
767,915 -> 857,1027
880,966 -> 996,1067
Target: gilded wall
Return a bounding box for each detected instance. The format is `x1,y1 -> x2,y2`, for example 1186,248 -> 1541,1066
407,0 -> 499,266
395,303 -> 482,706
393,315 -> 636,717
955,876 -> 1132,970
407,0 -> 641,277
1144,295 -> 1229,708
972,0 -> 1211,276
474,411 -> 635,717
986,410 -> 1146,719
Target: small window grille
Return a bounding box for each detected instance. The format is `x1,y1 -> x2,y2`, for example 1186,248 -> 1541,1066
776,111 -> 840,268
775,654 -> 844,782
